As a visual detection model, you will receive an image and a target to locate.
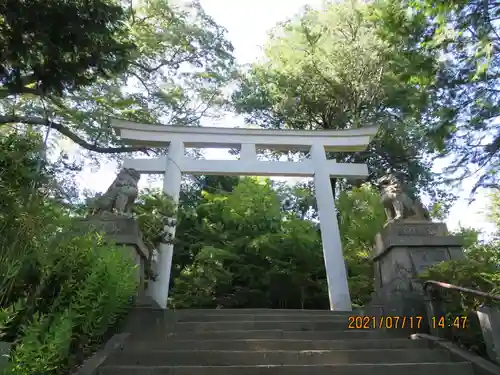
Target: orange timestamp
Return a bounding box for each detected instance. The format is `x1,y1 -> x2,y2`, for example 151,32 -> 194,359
431,315 -> 468,329
347,315 -> 424,329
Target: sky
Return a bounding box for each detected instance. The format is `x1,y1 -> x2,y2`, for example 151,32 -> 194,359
71,0 -> 496,237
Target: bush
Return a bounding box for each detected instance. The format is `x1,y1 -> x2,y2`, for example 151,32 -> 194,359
0,231 -> 138,375
420,258 -> 500,310
0,131 -> 138,374
419,251 -> 500,357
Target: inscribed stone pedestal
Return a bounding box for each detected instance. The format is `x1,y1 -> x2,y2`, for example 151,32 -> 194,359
368,221 -> 465,329
373,221 -> 464,289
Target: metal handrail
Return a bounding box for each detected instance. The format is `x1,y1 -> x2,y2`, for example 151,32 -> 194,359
423,279 -> 500,302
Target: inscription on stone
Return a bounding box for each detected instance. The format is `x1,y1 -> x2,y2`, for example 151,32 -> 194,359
396,225 -> 439,237
81,219 -> 133,235
410,248 -> 449,274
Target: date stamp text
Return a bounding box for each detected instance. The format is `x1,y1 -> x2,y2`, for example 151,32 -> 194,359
347,315 -> 424,329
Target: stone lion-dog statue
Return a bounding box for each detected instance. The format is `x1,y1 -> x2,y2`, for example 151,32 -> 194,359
89,167 -> 141,217
377,174 -> 430,223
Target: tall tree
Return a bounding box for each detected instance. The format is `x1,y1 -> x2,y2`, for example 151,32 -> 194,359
169,177 -> 387,309
0,0 -> 135,98
0,0 -> 235,156
232,0 -> 451,208
372,0 -> 500,194
170,177 -> 330,309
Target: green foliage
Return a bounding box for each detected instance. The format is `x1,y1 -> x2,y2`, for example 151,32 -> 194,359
169,178 -> 383,310
132,187 -> 177,282
0,131 -> 137,374
486,190 -> 500,238
337,184 -> 386,306
0,130 -> 68,309
0,0 -> 235,155
0,0 -> 134,96
170,177 -> 330,309
231,0 -> 451,208
133,188 -> 177,250
420,259 -> 500,311
418,202 -> 500,357
420,192 -> 500,306
1,236 -> 137,375
172,246 -> 240,308
418,255 -> 500,356
372,0 -> 500,193
8,310 -> 74,375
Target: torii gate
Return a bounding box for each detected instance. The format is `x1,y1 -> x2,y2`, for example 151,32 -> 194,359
111,119 -> 379,311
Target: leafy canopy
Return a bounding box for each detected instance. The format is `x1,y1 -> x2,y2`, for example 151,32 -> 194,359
372,0 -> 500,193
0,0 -> 235,156
232,0 -> 451,209
0,0 -> 135,97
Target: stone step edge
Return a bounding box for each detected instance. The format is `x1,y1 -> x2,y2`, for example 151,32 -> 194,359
136,309 -> 354,314
165,309 -> 350,312
161,329 -> 386,334
176,319 -> 347,325
127,338 -> 415,343
115,348 -> 439,354
172,319 -> 351,323
101,362 -> 470,369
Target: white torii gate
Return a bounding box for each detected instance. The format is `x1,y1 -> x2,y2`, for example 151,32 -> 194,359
111,119 -> 379,311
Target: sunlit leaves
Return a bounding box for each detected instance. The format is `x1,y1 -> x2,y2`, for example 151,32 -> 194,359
0,0 -> 135,96
0,0 -> 235,158
232,0 -> 446,208
169,178 -> 388,309
375,0 -> 500,193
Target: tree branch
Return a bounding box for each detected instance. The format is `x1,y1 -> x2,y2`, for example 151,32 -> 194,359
0,86 -> 41,99
0,115 -> 150,154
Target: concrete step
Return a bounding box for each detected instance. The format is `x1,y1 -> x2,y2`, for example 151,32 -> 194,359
124,338 -> 430,351
125,309 -> 355,331
131,329 -> 388,341
174,314 -> 350,322
97,362 -> 474,375
169,309 -> 350,314
169,320 -> 350,332
106,348 -> 454,366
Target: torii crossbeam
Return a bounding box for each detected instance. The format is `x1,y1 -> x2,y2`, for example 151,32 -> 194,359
112,119 -> 379,311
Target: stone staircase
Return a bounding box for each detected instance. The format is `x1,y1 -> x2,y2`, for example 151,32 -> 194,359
96,308 -> 476,375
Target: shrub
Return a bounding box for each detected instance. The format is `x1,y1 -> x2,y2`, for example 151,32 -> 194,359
420,258 -> 500,311
419,253 -> 500,357
1,235 -> 138,375
0,131 -> 138,374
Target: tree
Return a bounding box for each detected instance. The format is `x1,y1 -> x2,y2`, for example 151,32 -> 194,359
487,190 -> 500,238
232,0 -> 452,210
0,0 -> 235,156
168,177 -> 386,309
336,184 -> 386,306
372,0 -> 500,194
0,0 -> 135,98
170,177 -> 330,309
0,131 -> 139,375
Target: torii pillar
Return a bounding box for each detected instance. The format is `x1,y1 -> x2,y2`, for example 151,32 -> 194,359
111,119 -> 379,311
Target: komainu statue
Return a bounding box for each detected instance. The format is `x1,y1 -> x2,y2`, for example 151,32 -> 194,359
377,174 -> 431,223
89,168 -> 141,217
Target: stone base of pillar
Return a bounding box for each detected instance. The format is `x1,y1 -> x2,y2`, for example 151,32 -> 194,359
77,215 -> 150,301
477,306 -> 500,364
368,221 -> 464,331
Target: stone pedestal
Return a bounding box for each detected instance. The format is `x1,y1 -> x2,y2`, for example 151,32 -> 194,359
374,221 -> 464,289
369,221 -> 464,330
477,306 -> 500,364
77,215 -> 150,299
